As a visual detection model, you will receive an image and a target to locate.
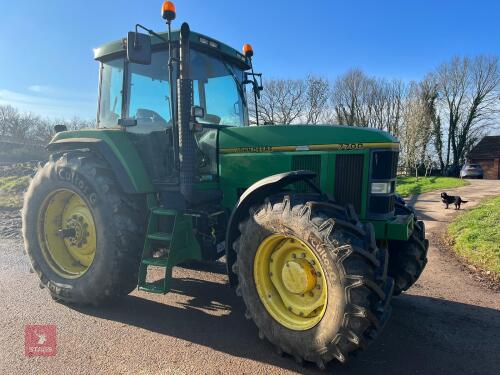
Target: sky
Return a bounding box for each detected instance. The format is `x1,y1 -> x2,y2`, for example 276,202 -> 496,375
1,0 -> 499,119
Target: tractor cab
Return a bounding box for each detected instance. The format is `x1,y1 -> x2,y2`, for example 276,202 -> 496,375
93,20 -> 258,191
95,33 -> 250,131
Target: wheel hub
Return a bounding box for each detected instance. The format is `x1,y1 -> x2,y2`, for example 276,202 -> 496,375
281,259 -> 317,295
254,234 -> 328,331
38,189 -> 97,278
62,215 -> 90,247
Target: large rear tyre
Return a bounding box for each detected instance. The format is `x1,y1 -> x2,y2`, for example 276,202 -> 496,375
388,197 -> 429,295
22,151 -> 146,305
233,194 -> 393,367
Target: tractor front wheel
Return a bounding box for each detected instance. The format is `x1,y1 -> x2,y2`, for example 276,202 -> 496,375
22,151 -> 146,305
233,194 -> 393,367
388,198 -> 429,295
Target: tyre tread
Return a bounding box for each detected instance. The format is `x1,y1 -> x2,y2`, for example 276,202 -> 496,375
233,193 -> 392,366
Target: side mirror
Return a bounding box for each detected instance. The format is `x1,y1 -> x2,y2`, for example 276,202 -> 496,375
253,81 -> 262,99
190,106 -> 205,132
127,32 -> 152,65
118,118 -> 138,127
191,106 -> 205,119
243,73 -> 264,99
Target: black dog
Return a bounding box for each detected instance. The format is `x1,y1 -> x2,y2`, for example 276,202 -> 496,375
441,192 -> 468,210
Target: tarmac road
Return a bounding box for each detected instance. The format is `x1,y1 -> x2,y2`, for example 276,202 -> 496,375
0,179 -> 499,374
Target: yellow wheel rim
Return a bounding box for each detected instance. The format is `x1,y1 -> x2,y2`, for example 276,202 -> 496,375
38,189 -> 97,278
254,234 -> 328,330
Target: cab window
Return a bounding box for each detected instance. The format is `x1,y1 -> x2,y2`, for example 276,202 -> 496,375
190,49 -> 248,127
126,51 -> 173,134
98,59 -> 124,128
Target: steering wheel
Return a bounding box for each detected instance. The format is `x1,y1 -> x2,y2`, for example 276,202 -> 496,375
135,108 -> 168,125
200,114 -> 221,125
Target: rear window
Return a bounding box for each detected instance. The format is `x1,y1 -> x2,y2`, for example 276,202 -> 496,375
98,59 -> 124,128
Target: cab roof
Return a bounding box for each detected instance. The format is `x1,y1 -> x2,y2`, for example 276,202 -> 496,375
93,29 -> 251,70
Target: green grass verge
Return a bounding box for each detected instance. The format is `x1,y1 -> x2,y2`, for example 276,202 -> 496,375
0,175 -> 31,209
448,196 -> 500,277
396,176 -> 468,197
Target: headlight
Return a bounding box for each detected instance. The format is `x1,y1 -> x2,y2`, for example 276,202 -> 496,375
371,182 -> 392,194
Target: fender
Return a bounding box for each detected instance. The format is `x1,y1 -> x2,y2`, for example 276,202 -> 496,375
47,138 -> 140,194
225,170 -> 319,286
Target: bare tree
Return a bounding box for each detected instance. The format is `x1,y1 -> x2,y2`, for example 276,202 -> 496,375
303,75 -> 330,124
250,78 -> 307,125
0,105 -> 39,140
370,79 -> 389,130
386,80 -> 406,136
369,78 -> 406,135
418,77 -> 445,172
331,69 -> 373,126
0,104 -> 96,142
36,117 -> 97,141
400,82 -> 434,178
331,70 -> 406,134
0,105 -> 18,136
435,55 -> 500,168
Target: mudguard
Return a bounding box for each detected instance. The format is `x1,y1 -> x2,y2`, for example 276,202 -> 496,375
225,170 -> 319,286
47,138 -> 138,194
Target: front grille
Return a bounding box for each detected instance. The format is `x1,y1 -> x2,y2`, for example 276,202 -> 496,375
372,151 -> 398,179
369,195 -> 395,214
292,155 -> 321,192
334,154 -> 364,212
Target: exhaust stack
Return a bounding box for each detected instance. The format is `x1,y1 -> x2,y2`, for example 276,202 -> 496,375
177,22 -> 196,204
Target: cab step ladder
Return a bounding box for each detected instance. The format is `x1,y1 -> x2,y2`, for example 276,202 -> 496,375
138,208 -> 177,294
137,207 -> 202,294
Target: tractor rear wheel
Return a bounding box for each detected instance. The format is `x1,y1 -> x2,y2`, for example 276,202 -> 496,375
22,151 -> 146,305
388,197 -> 429,295
233,194 -> 393,367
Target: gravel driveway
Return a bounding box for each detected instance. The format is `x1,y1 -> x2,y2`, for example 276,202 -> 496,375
0,180 -> 499,374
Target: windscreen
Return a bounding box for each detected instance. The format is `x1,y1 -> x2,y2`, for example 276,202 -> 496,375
98,48 -> 248,133
190,49 -> 248,127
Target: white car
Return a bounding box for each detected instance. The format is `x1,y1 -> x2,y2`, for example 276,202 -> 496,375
460,163 -> 484,179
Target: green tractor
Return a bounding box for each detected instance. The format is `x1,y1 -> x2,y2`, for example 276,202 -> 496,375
22,1 -> 428,368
